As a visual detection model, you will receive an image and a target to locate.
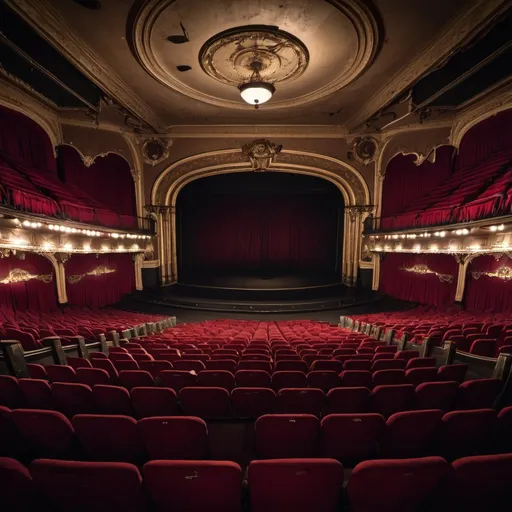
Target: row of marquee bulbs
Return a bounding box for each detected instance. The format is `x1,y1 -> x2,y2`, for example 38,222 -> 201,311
376,225 -> 505,241
20,220 -> 151,239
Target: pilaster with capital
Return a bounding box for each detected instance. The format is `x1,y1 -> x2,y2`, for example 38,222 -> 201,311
134,253 -> 143,291
345,206 -> 375,286
454,253 -> 479,302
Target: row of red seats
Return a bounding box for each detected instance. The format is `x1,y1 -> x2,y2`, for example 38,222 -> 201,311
3,453 -> 512,512
0,154 -> 137,228
380,154 -> 512,230
348,307 -> 512,357
0,307 -> 169,351
1,375 -> 502,420
1,407 -> 511,465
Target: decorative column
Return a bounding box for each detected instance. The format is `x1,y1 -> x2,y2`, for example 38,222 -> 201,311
372,253 -> 381,291
42,253 -> 68,304
134,253 -> 143,291
146,205 -> 172,285
454,253 -> 476,302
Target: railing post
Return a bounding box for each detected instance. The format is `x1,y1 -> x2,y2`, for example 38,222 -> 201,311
495,353 -> 512,409
41,337 -> 67,365
97,334 -> 108,354
107,331 -> 120,347
443,340 -> 457,365
72,336 -> 89,359
0,341 -> 29,378
421,336 -> 432,358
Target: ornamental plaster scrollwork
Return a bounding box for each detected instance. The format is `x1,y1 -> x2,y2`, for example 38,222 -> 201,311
242,140 -> 283,171
401,264 -> 454,283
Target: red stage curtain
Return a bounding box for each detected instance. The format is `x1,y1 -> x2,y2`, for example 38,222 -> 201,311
65,253 -> 135,307
457,109 -> 512,170
181,195 -> 339,271
58,146 -> 136,217
381,145 -> 454,217
0,106 -> 56,173
464,255 -> 512,313
380,253 -> 458,308
0,252 -> 57,311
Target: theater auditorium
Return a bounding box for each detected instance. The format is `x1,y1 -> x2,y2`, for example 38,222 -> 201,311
0,0 -> 512,510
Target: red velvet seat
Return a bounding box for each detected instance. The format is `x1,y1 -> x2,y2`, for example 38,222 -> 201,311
26,363 -> 48,379
205,359 -> 238,373
405,357 -> 436,370
159,370 -> 197,391
231,387 -> 276,418
18,378 -> 54,410
238,360 -> 273,373
324,387 -> 371,414
394,350 -> 420,361
321,413 -> 385,463
235,369 -> 271,388
52,382 -> 95,417
144,460 -> 242,512
372,369 -> 406,386
277,388 -> 325,416
112,360 -> 140,372
272,371 -> 307,391
76,367 -> 111,386
131,386 -> 179,418
371,384 -> 415,417
437,364 -> 467,383
343,359 -> 372,371
118,370 -> 155,390
380,409 -> 443,458
30,459 -> 145,512
433,453 -> 512,512
197,370 -> 235,391
46,365 -> 77,383
307,370 -> 340,392
92,384 -> 134,416
455,378 -> 502,410
138,416 -> 209,460
66,356 -> 92,370
92,358 -> 119,380
371,359 -> 405,372
0,457 -> 38,512
274,360 -> 309,373
414,381 -> 459,411
347,457 -> 449,512
435,409 -> 497,460
310,360 -> 344,372
138,360 -> 173,379
0,406 -> 29,459
11,409 -> 76,459
255,414 -> 320,459
0,375 -> 25,409
340,370 -> 372,388
248,458 -> 344,512
72,414 -> 141,463
405,367 -> 438,387
180,386 -> 232,418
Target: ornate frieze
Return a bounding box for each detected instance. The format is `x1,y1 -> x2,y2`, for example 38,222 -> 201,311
401,264 -> 454,283
0,268 -> 53,284
242,140 -> 283,171
67,265 -> 116,284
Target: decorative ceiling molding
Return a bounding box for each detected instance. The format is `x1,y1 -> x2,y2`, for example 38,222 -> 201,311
5,0 -> 163,131
346,0 -> 510,131
151,148 -> 371,206
131,0 -> 379,110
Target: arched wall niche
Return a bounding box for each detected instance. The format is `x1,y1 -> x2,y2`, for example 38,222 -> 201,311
0,92 -> 61,155
150,148 -> 371,286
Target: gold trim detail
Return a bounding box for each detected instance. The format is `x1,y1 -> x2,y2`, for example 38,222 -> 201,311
401,264 -> 454,283
0,268 -> 53,284
67,265 -> 116,284
472,265 -> 512,281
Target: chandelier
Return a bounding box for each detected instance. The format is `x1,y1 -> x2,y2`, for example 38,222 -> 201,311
238,61 -> 275,109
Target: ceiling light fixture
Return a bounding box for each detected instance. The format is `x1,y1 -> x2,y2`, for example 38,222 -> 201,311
238,61 -> 275,109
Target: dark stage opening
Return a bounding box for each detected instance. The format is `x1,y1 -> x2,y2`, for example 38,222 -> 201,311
177,172 -> 344,289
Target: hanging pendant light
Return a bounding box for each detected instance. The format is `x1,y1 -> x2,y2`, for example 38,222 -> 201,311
238,61 -> 275,108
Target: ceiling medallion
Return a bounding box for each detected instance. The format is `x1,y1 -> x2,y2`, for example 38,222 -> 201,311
142,138 -> 170,166
199,25 -> 309,108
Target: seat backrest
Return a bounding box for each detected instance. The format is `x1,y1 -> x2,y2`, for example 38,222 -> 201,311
118,370 -> 155,390
307,371 -> 340,392
277,388 -> 325,417
371,359 -> 405,372
179,386 -> 232,418
138,416 -> 209,460
52,382 -> 95,417
455,378 -> 502,410
437,364 -> 467,384
414,381 -> 459,411
340,370 -> 372,388
143,460 -> 242,512
255,414 -> 320,458
159,370 -> 197,391
235,370 -> 271,388
0,375 -> 25,409
248,458 -> 344,512
11,408 -> 76,459
72,414 -> 141,463
0,457 -> 38,512
46,365 -> 78,383
92,385 -> 134,416
405,367 -> 438,387
231,387 -> 276,418
131,386 -> 179,418
324,387 -> 371,414
76,367 -> 111,387
371,384 -> 415,418
347,457 -> 449,512
372,369 -> 406,387
18,378 -> 54,410
197,370 -> 236,391
30,459 -> 145,512
272,371 -> 307,391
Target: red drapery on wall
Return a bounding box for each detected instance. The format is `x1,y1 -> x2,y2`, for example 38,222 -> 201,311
180,195 -> 339,271
0,252 -> 57,311
65,253 -> 135,307
381,145 -> 455,217
0,106 -> 56,173
457,109 -> 512,170
58,145 -> 136,217
464,255 -> 512,313
380,253 -> 458,308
